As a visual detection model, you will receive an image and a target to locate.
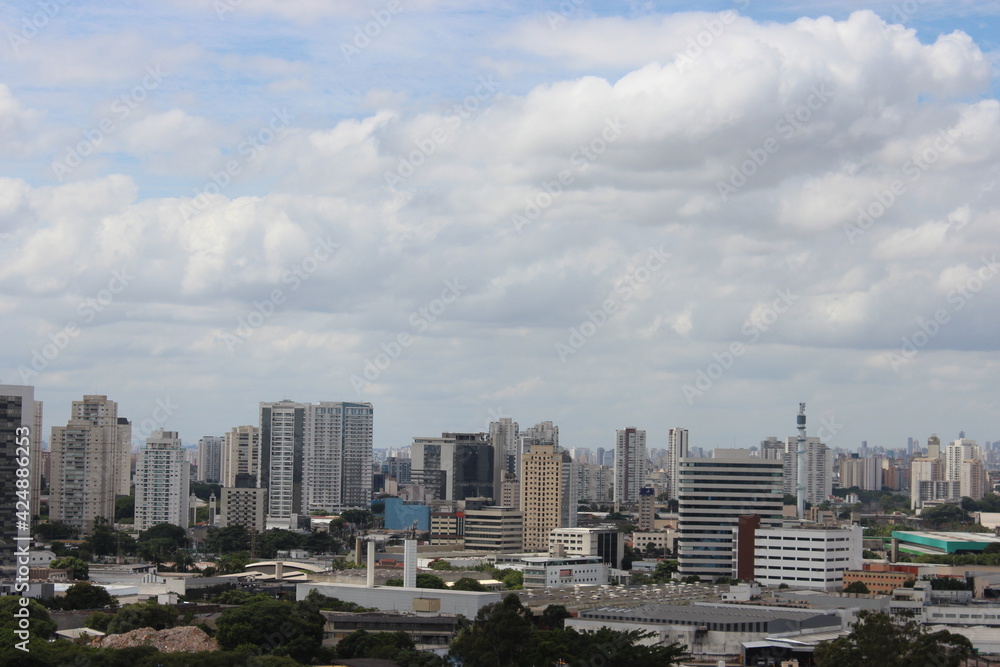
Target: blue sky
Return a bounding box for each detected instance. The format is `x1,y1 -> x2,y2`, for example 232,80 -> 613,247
1,0 -> 998,453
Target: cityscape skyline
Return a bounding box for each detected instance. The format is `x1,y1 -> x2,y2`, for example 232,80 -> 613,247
3,2 -> 999,467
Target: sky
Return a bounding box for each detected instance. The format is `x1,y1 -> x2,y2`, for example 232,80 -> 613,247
1,0 -> 999,454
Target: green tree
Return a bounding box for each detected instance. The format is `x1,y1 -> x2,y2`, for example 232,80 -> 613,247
337,628 -> 415,659
843,581 -> 870,594
303,529 -> 339,555
107,600 -> 179,633
452,577 -> 488,592
0,596 -> 56,654
206,524 -> 251,553
540,604 -> 571,630
84,610 -> 114,632
215,551 -> 251,574
60,582 -> 117,610
920,503 -> 972,529
115,493 -> 136,522
340,509 -> 373,528
815,610 -> 972,667
137,523 -> 189,563
190,481 -> 223,501
429,559 -> 453,570
257,528 -> 304,558
87,519 -> 137,557
215,599 -> 325,662
34,520 -> 78,541
450,594 -> 535,667
50,556 -> 89,580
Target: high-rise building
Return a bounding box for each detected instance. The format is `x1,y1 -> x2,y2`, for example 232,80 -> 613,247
197,435 -> 225,483
305,402 -> 374,511
595,447 -> 607,467
382,456 -> 412,485
666,427 -> 689,501
677,449 -> 783,580
259,400 -> 373,519
927,434 -> 941,459
411,434 -> 494,502
637,487 -> 656,530
223,425 -> 260,487
945,439 -> 981,483
614,427 -> 646,504
839,455 -> 882,491
910,457 -> 943,510
489,417 -> 519,502
134,430 -> 190,531
220,474 -> 267,533
521,443 -> 576,551
520,421 -> 559,453
50,395 -> 131,534
960,458 -> 988,500
575,463 -> 612,502
759,435 -> 831,505
0,385 -> 40,556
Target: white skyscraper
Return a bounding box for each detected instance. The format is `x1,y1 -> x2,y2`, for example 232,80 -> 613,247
197,435 -> 225,483
945,439 -> 981,482
666,427 -> 688,501
134,430 -> 190,531
614,427 -> 646,504
259,400 -> 373,519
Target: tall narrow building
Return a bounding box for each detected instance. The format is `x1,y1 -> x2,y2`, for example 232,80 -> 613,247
0,385 -> 39,556
489,417 -> 519,505
677,449 -> 783,580
223,425 -> 260,487
521,443 -> 576,551
614,427 -> 646,504
50,395 -> 131,534
411,434 -> 494,502
134,430 -> 190,531
666,427 -> 688,501
197,435 -> 225,483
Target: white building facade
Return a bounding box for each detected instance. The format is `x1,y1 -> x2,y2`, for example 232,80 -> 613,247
134,430 -> 190,531
751,526 -> 863,591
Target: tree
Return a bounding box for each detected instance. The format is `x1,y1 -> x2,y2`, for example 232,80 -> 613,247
50,556 -> 89,580
450,594 -> 535,667
340,509 -> 373,528
430,559 -> 453,570
115,493 -> 135,522
815,610 -> 973,667
337,628 -> 414,659
215,551 -> 251,575
206,524 -> 251,553
34,520 -> 78,541
920,503 -> 972,529
452,577 -> 488,592
303,529 -> 339,555
59,582 -> 117,610
87,518 -> 137,557
84,611 -> 114,632
137,523 -> 189,562
257,528 -> 304,558
107,600 -> 179,633
540,604 -> 571,630
0,596 -> 56,650
215,599 -> 325,662
843,581 -> 870,594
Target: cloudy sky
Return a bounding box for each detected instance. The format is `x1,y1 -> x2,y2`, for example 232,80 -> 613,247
2,0 -> 999,454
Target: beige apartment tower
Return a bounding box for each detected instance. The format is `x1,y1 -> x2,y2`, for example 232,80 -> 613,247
50,395 -> 131,535
521,443 -> 576,552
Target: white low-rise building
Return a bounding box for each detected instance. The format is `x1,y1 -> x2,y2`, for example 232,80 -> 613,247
522,556 -> 608,588
750,525 -> 863,591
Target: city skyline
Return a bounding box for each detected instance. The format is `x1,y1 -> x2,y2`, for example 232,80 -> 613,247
2,2 -> 999,457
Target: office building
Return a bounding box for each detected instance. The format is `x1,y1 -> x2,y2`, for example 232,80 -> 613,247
677,449 -> 783,580
748,526 -> 863,591
614,427 -> 646,504
411,435 -> 494,502
0,385 -> 40,555
522,556 -> 607,588
666,427 -> 688,501
383,456 -> 412,485
522,443 -> 576,551
50,395 -> 131,534
134,430 -> 190,531
464,507 -> 523,552
223,425 -> 260,487
489,417 -> 519,503
548,526 -> 624,569
197,435 -> 224,483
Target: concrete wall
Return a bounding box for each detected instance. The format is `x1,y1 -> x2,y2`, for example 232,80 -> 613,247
297,582 -> 500,618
